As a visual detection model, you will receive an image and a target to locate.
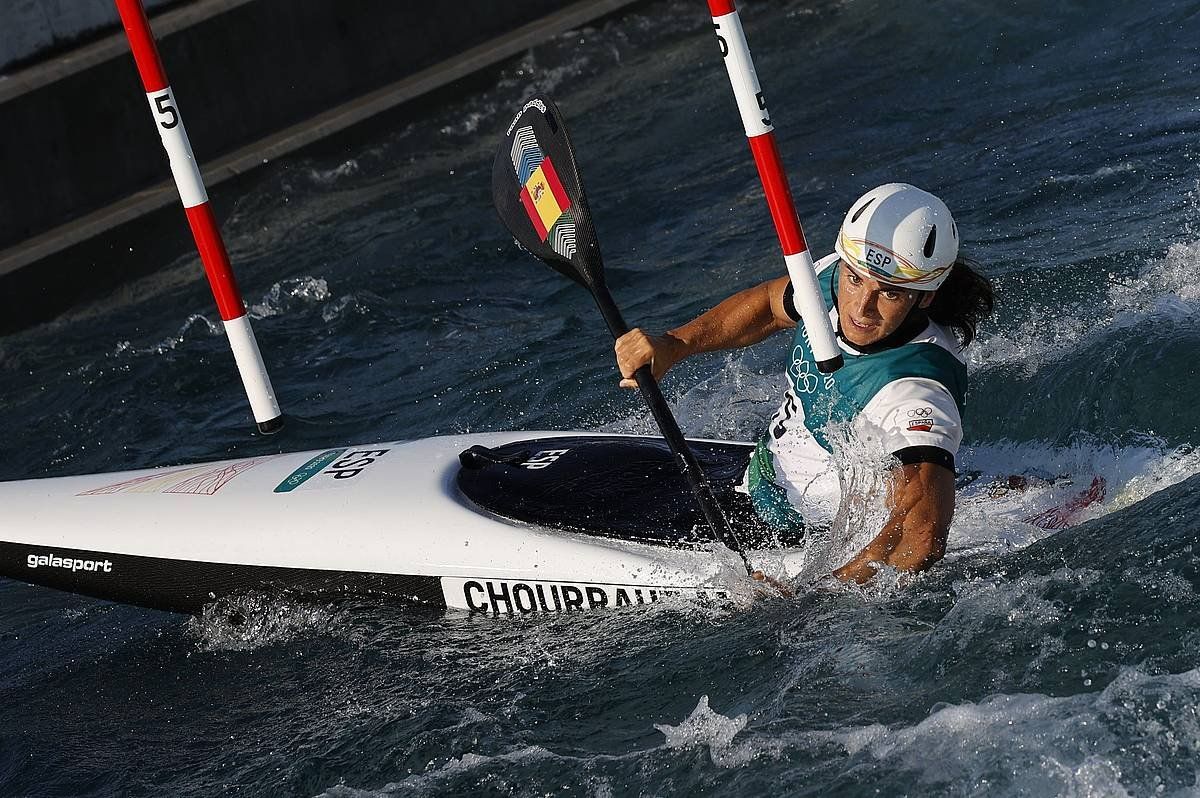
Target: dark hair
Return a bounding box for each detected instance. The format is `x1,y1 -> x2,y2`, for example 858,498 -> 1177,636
927,257 -> 994,349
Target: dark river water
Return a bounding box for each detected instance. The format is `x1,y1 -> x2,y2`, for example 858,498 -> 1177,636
3,0 -> 1200,794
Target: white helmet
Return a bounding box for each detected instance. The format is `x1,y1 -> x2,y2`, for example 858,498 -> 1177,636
833,183 -> 959,291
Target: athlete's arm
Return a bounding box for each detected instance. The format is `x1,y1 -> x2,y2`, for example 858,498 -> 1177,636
614,276 -> 795,388
832,461 -> 955,584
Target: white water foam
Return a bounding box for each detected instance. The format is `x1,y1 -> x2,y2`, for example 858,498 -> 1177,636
248,276 -> 333,318
816,666 -> 1200,795
952,437 -> 1200,559
313,744 -> 562,797
654,695 -> 757,767
642,668 -> 1200,794
971,236 -> 1200,376
105,277 -> 360,361
186,593 -> 356,653
1045,161 -> 1138,185
305,159 -> 361,186
439,109 -> 494,137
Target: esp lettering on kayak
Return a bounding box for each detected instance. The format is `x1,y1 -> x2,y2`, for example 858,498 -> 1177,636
520,449 -> 569,470
323,448 -> 390,480
461,579 -> 729,613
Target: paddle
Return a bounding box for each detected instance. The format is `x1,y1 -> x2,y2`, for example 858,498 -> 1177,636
491,95 -> 754,577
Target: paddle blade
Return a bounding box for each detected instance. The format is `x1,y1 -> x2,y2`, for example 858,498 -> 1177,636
493,95 -> 604,289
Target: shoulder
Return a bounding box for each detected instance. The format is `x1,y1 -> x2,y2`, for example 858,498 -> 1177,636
867,377 -> 961,418
844,326 -> 968,411
861,320 -> 967,410
860,376 -> 965,459
908,320 -> 966,365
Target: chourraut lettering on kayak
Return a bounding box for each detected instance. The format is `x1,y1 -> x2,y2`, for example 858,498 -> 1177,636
444,578 -> 729,613
274,448 -> 390,492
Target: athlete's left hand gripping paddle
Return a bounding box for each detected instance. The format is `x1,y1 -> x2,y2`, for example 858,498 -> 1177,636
492,95 -> 755,577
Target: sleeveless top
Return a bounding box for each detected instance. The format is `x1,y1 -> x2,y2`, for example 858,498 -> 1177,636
743,254 -> 968,530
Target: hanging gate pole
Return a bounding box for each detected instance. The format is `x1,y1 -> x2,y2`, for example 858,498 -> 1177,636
705,0 -> 843,374
115,0 -> 283,434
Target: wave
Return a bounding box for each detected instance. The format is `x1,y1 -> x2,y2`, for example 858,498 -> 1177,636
971,236 -> 1200,376
100,277 -> 364,362
821,666 -> 1196,795
1044,161 -> 1138,185
248,276 -> 336,319
305,159 -> 361,186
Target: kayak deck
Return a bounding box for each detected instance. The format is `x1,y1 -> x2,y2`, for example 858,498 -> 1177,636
457,435 -> 803,549
0,432 -> 785,614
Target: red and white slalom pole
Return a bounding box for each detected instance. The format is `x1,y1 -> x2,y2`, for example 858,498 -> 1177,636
115,0 -> 283,434
706,0 -> 842,373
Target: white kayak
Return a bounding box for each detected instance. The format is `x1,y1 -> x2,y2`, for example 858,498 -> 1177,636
0,432 -> 803,614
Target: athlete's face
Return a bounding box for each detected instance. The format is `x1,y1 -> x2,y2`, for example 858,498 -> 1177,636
836,262 -> 934,346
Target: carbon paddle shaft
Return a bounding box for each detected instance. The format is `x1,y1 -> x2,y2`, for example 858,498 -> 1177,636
492,95 -> 753,573
590,284 -> 753,575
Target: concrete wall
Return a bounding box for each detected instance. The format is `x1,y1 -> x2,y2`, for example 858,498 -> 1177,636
0,0 -> 568,251
0,0 -> 174,71
0,0 -> 644,333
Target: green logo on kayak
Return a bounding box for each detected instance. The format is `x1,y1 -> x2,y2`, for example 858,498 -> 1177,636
274,449 -> 347,493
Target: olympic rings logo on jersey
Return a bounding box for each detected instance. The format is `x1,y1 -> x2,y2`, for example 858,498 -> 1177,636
906,406 -> 936,432
787,346 -> 820,394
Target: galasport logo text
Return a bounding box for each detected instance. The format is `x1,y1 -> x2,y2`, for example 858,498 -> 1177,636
27,553 -> 113,573
462,579 -> 728,613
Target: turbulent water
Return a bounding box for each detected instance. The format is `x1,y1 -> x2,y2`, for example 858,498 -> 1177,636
3,0 -> 1200,794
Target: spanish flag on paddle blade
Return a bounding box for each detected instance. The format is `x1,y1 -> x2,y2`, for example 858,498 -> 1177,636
519,156 -> 572,241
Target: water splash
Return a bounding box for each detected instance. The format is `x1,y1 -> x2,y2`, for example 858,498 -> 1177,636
954,437 -> 1200,558
1045,161 -> 1138,185
185,594 -> 352,653
972,236 -> 1200,376
111,312 -> 223,357
654,695 -> 755,767
248,276 -> 334,319
306,159 -> 361,186
821,666 -> 1200,795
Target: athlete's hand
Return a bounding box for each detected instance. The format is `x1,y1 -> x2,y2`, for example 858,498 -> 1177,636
752,569 -> 794,598
614,328 -> 684,389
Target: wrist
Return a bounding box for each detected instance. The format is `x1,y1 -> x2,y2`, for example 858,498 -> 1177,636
661,330 -> 692,366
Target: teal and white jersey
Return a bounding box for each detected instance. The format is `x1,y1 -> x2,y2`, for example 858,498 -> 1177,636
744,254 -> 968,529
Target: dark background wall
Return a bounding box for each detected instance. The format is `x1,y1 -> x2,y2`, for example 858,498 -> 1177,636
0,0 -> 570,252
1,0 -> 176,72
